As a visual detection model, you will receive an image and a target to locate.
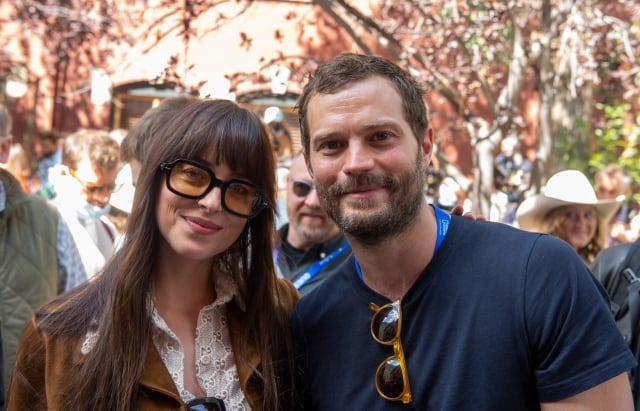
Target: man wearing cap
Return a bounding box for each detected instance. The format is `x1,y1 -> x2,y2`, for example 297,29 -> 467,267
515,169 -> 623,264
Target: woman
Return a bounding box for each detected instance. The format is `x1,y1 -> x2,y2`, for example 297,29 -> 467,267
515,169 -> 623,265
7,100 -> 298,410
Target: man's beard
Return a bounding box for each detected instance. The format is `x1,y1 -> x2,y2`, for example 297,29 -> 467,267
292,213 -> 336,247
316,155 -> 424,246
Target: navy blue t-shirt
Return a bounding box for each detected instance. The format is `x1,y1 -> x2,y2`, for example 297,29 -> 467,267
290,216 -> 636,410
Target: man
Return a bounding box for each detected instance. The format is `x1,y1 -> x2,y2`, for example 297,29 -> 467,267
591,237 -> 640,408
275,151 -> 349,296
0,105 -> 86,401
49,129 -> 120,277
35,130 -> 62,199
289,53 -> 635,410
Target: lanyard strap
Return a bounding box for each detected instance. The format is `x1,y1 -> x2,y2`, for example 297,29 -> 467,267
355,205 -> 450,279
290,242 -> 351,290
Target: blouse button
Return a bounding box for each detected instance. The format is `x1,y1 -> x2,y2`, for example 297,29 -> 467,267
201,355 -> 211,365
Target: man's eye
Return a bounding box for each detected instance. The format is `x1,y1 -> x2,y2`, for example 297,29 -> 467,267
372,131 -> 391,142
319,140 -> 342,151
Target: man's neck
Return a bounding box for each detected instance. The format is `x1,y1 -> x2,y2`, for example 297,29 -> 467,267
347,204 -> 437,301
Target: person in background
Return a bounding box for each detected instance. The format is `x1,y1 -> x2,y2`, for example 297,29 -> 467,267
290,53 -> 634,410
48,129 -> 121,277
275,151 -> 349,297
7,99 -> 298,410
264,106 -> 293,163
515,169 -> 622,265
0,104 -> 86,404
595,164 -> 638,246
493,134 -> 532,224
5,143 -> 35,193
35,130 -> 61,199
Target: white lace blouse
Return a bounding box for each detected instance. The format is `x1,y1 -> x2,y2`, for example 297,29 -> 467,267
80,273 -> 250,410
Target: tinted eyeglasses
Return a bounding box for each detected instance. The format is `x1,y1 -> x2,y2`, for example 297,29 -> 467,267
160,158 -> 268,218
369,300 -> 412,404
292,180 -> 313,197
69,169 -> 122,195
185,397 -> 226,411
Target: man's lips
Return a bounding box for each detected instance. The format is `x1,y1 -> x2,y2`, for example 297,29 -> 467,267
342,185 -> 383,198
301,213 -> 324,219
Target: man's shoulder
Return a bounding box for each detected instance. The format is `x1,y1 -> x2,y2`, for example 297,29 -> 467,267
592,240 -> 639,285
451,215 -> 538,242
292,257 -> 353,310
449,217 -> 574,265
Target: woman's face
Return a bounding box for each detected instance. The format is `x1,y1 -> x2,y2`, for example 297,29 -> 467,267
559,205 -> 598,250
155,157 -> 250,263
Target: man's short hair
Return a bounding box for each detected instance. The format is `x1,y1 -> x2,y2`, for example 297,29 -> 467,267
62,129 -> 120,171
38,130 -> 58,145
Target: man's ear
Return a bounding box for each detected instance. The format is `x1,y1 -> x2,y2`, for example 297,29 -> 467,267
420,128 -> 434,169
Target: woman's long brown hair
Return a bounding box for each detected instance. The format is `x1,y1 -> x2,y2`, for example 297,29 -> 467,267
33,100 -> 294,410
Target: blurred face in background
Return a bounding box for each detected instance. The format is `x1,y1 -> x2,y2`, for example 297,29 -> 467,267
72,159 -> 119,209
596,175 -> 622,200
40,138 -> 59,158
286,154 -> 340,250
558,205 -> 598,250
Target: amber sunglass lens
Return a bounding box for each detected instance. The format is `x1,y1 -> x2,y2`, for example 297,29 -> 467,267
376,358 -> 405,399
170,162 -> 211,197
225,182 -> 258,216
372,305 -> 399,343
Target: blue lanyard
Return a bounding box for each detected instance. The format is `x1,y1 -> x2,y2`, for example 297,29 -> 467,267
355,205 -> 450,279
291,242 -> 351,290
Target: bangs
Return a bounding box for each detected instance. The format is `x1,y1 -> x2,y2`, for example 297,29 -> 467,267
151,100 -> 274,193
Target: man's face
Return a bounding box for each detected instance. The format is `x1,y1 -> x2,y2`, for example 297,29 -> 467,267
305,76 -> 432,245
286,154 -> 340,250
596,176 -> 621,200
40,139 -> 58,158
72,159 -> 119,208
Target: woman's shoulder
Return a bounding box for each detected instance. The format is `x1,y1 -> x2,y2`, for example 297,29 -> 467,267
275,277 -> 300,314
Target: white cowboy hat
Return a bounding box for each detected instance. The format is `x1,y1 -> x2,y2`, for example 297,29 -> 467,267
515,169 -> 624,231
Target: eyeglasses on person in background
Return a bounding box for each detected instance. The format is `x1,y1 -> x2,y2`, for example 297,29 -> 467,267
369,299 -> 413,404
69,168 -> 122,195
160,158 -> 268,218
185,396 -> 226,411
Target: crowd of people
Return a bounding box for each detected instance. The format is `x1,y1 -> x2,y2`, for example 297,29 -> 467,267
0,53 -> 638,409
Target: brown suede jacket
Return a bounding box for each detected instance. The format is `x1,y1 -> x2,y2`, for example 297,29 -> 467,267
6,278 -> 299,410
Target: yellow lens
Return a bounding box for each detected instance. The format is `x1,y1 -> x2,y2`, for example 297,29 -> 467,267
170,162 -> 211,197
225,182 -> 257,215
